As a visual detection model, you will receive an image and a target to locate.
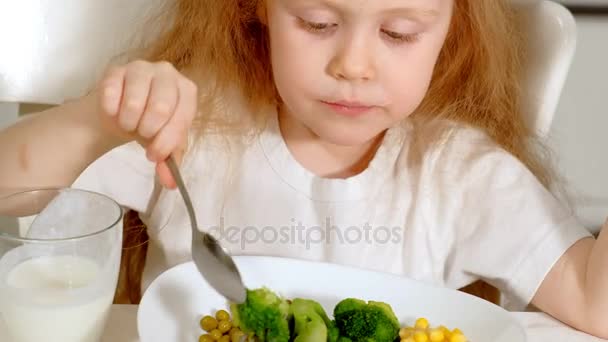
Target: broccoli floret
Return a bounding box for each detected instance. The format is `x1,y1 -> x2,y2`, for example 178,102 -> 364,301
230,288 -> 400,342
230,287 -> 291,342
290,298 -> 334,342
336,338 -> 353,342
327,323 -> 341,342
333,298 -> 400,342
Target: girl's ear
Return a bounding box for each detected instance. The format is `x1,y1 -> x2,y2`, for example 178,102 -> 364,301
257,0 -> 268,26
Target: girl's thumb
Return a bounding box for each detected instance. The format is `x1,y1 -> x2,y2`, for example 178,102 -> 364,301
156,161 -> 177,189
155,137 -> 188,190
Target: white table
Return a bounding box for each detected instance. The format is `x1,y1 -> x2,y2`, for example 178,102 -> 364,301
1,304 -> 606,341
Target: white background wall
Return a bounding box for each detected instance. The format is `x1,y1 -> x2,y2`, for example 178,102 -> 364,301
548,15 -> 608,233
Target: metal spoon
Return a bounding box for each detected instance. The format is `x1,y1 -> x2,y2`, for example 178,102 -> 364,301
165,155 -> 247,304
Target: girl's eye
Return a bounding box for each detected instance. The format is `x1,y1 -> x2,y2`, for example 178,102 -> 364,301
381,29 -> 420,44
298,18 -> 336,33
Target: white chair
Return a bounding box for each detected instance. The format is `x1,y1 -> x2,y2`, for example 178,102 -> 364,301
0,1 -> 578,136
0,0 -> 163,106
513,0 -> 578,137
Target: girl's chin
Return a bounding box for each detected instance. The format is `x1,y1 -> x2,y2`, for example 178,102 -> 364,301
312,127 -> 386,148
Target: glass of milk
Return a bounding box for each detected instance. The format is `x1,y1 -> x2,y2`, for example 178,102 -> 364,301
0,188 -> 123,342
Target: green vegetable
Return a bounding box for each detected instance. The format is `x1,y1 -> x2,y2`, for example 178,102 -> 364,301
229,288 -> 401,342
290,298 -> 335,342
335,338 -> 353,342
332,298 -> 400,342
327,323 -> 341,342
230,287 -> 291,342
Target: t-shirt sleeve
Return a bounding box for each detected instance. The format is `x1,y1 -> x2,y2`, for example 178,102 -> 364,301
432,129 -> 593,311
71,141 -> 159,213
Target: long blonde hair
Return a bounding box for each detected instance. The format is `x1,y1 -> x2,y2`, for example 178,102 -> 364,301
116,0 -> 553,304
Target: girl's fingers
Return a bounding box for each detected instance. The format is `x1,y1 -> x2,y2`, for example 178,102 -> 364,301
156,162 -> 177,189
155,135 -> 188,190
146,108 -> 187,163
137,72 -> 178,139
146,77 -> 197,163
94,60 -> 197,190
118,62 -> 154,132
98,66 -> 126,117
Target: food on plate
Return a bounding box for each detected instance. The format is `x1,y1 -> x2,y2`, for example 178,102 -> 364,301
399,318 -> 468,342
230,287 -> 292,341
199,309 -> 251,342
198,287 -> 468,342
228,287 -> 401,342
290,298 -> 337,341
332,298 -> 400,341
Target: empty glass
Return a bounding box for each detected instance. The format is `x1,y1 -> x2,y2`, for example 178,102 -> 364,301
0,188 -> 123,342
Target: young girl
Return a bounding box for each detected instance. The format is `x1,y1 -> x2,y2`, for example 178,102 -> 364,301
1,0 -> 607,338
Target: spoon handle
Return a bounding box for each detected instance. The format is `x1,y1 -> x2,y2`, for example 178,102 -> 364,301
165,156 -> 199,231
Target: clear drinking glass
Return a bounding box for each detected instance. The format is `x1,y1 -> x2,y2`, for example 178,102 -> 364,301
0,188 -> 123,342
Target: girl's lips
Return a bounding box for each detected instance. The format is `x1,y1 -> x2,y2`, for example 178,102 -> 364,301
322,100 -> 375,116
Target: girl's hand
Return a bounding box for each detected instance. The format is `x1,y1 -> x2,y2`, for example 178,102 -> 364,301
95,60 -> 198,189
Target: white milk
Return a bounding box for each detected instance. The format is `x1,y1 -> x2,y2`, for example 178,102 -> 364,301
0,255 -> 114,342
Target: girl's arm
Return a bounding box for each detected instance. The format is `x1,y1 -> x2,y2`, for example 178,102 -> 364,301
0,60 -> 198,194
532,226 -> 608,338
0,94 -> 119,193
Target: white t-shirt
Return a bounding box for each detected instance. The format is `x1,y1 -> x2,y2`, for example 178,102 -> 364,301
73,109 -> 592,311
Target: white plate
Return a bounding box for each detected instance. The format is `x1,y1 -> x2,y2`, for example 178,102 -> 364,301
138,256 -> 526,341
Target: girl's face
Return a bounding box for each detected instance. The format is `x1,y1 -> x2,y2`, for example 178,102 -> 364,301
265,0 -> 454,146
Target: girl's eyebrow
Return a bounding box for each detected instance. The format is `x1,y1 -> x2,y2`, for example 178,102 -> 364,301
291,0 -> 439,22
375,6 -> 442,26
380,7 -> 440,20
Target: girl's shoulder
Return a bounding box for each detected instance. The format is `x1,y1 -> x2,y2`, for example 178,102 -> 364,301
400,118 -> 519,173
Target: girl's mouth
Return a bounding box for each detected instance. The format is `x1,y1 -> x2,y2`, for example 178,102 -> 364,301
321,100 -> 375,116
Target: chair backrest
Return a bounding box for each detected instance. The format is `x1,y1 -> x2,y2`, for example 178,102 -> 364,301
0,0 -> 163,105
513,0 -> 578,136
0,0 -> 577,136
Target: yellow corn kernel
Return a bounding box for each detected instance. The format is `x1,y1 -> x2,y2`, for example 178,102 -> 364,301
400,327 -> 415,339
452,328 -> 463,335
429,328 -> 445,342
413,330 -> 429,342
449,332 -> 467,342
402,338 -> 415,342
415,318 -> 429,330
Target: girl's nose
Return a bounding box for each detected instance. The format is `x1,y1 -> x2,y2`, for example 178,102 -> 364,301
328,37 -> 376,82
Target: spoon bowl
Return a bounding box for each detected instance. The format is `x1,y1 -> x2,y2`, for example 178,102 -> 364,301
165,156 -> 247,304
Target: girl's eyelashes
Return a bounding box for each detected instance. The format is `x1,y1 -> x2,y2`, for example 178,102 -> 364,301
381,30 -> 421,44
297,17 -> 337,33
297,17 -> 422,45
